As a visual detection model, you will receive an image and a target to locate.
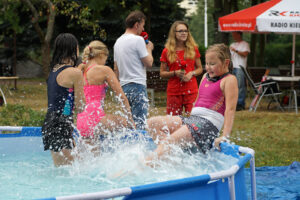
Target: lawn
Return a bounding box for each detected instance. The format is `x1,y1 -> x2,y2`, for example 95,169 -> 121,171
0,78 -> 299,167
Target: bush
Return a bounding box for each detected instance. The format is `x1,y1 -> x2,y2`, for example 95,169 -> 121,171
0,104 -> 45,126
264,41 -> 300,67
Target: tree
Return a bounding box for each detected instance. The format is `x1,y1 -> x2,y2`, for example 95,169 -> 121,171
85,0 -> 185,67
21,0 -> 55,77
21,0 -> 103,77
0,0 -> 24,76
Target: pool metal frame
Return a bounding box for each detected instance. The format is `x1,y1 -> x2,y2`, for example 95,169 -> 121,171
0,126 -> 257,200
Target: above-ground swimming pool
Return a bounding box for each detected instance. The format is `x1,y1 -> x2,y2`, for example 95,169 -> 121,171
0,126 -> 256,200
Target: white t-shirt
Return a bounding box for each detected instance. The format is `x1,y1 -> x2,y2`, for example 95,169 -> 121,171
230,41 -> 250,69
114,34 -> 149,86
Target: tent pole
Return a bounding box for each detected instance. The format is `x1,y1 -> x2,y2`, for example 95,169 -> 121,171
292,34 -> 296,77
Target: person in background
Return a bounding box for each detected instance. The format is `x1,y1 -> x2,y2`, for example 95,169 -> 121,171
42,33 -> 85,167
77,40 -> 135,140
145,43 -> 238,163
160,21 -> 203,116
230,31 -> 250,111
113,10 -> 154,130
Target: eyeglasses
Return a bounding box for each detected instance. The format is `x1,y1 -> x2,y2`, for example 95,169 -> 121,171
175,30 -> 189,33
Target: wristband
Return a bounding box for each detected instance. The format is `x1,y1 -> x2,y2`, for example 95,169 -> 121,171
192,71 -> 196,76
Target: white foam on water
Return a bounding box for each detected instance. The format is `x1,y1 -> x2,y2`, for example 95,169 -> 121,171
0,130 -> 238,199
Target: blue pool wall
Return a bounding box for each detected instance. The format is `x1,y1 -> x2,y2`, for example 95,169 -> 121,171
0,126 -> 255,200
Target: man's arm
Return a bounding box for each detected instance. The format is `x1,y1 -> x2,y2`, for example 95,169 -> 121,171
141,41 -> 154,68
114,62 -> 119,80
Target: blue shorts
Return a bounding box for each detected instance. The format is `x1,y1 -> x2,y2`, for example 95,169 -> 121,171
122,83 -> 149,130
180,115 -> 219,153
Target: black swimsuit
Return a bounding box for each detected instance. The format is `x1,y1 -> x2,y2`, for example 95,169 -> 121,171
42,66 -> 75,152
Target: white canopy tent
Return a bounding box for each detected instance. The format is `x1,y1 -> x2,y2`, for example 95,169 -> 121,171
219,0 -> 299,76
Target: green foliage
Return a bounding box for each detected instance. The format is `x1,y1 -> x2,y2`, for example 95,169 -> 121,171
82,0 -> 186,67
264,39 -> 300,67
55,0 -> 106,36
0,0 -> 24,34
0,104 -> 45,126
189,0 -> 215,47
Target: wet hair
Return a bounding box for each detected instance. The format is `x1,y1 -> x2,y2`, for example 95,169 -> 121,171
165,21 -> 198,63
50,33 -> 78,69
81,40 -> 109,72
206,43 -> 233,72
125,10 -> 146,28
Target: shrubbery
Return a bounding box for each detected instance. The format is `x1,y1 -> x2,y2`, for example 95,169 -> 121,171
0,104 -> 45,126
264,41 -> 299,67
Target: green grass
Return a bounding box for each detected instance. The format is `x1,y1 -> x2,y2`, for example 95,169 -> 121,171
0,78 -> 299,167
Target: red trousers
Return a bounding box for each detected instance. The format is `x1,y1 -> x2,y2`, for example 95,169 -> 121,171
166,93 -> 198,116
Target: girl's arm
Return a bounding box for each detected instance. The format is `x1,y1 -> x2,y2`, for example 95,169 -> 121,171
214,75 -> 238,147
72,68 -> 86,113
104,66 -> 135,128
193,73 -> 206,107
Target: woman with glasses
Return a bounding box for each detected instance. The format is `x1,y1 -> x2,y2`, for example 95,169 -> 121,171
160,21 -> 203,116
77,41 -> 135,147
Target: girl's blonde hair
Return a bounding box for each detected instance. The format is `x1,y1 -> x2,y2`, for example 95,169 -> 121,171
81,40 -> 109,72
206,43 -> 232,71
165,21 -> 198,63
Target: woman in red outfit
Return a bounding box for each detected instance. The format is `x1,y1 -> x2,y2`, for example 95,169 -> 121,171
160,21 -> 203,116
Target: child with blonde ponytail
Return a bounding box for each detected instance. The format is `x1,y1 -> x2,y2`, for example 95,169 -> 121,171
77,40 -> 135,141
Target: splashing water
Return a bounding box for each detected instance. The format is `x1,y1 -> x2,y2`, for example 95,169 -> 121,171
0,129 -> 238,199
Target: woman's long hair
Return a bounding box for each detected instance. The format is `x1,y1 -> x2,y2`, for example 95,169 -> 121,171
165,21 -> 198,63
50,33 -> 78,69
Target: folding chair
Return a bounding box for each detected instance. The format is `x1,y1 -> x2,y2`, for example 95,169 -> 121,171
240,66 -> 284,112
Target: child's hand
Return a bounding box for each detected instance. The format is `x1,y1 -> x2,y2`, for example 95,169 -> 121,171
214,136 -> 230,150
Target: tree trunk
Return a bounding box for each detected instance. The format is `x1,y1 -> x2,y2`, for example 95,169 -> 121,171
22,0 -> 55,78
249,34 -> 257,67
213,0 -> 231,44
258,34 -> 266,66
13,30 -> 17,76
249,0 -> 258,67
41,42 -> 51,77
142,0 -> 151,34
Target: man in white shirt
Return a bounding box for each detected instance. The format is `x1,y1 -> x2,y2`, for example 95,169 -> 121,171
230,32 -> 250,111
114,10 -> 154,129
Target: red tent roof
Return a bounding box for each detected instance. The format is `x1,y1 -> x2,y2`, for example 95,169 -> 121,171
219,0 -> 281,31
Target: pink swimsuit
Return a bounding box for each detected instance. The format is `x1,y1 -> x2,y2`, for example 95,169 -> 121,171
194,76 -> 226,116
77,64 -> 107,137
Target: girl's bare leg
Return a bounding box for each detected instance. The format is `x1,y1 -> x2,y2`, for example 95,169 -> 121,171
51,149 -> 74,167
94,114 -> 129,135
146,116 -> 195,165
147,115 -> 182,142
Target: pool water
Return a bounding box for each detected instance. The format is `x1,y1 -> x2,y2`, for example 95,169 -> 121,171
0,133 -> 238,200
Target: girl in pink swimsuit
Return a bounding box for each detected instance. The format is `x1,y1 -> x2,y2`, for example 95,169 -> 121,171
77,41 -> 135,139
145,44 -> 238,163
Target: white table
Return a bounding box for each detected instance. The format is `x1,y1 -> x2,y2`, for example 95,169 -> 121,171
267,76 -> 300,82
267,76 -> 300,114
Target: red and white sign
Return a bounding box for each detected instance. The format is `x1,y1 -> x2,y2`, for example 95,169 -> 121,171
219,0 -> 300,33
219,0 -> 299,76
